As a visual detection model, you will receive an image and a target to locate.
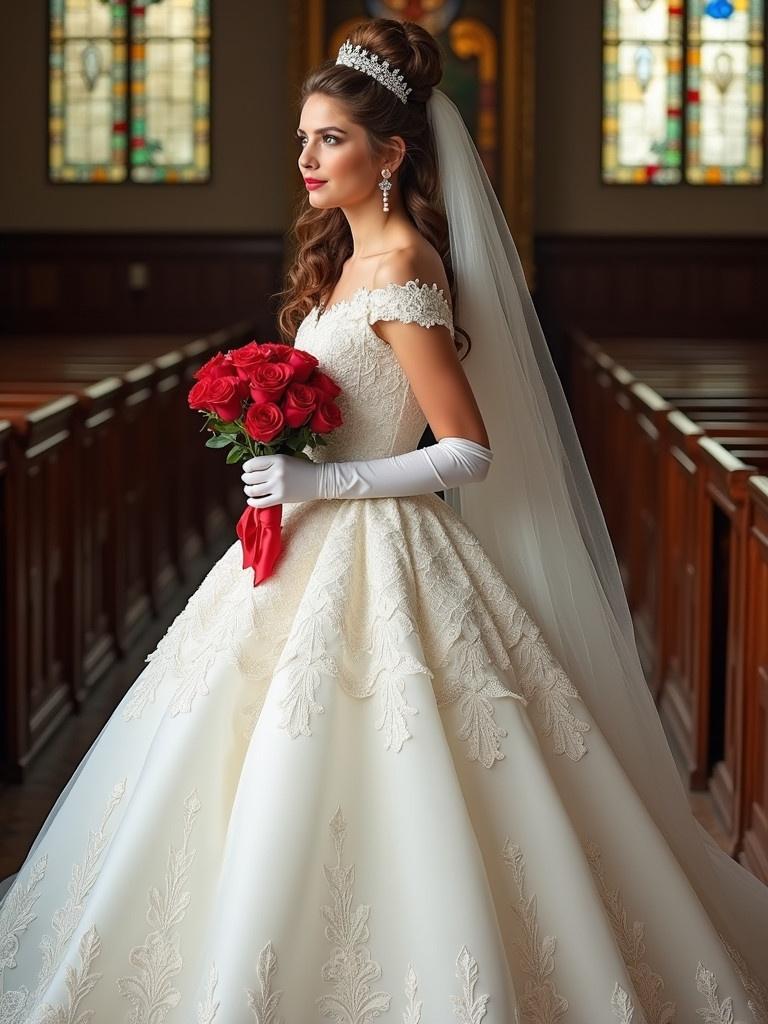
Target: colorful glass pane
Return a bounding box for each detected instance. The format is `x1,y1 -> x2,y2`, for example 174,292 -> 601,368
130,0 -> 211,183
49,0 -> 210,185
686,0 -> 764,183
603,0 -> 683,184
49,0 -> 128,182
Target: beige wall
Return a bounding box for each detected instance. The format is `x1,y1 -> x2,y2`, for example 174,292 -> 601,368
1,2 -> 765,236
0,0 -> 293,232
534,0 -> 768,235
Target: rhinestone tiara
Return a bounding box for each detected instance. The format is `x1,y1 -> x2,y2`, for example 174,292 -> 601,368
335,39 -> 412,104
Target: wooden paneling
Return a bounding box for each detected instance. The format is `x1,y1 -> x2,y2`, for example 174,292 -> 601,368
535,237 -> 768,383
0,233 -> 284,336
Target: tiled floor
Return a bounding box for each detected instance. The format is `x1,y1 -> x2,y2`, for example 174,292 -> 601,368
0,630 -> 734,881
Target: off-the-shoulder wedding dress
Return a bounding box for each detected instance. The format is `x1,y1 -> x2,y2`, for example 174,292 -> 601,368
1,280 -> 765,1024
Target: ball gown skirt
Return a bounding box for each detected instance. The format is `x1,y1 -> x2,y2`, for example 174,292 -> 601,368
0,281 -> 765,1023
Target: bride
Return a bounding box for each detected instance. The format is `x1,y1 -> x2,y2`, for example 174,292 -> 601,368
1,16 -> 766,1023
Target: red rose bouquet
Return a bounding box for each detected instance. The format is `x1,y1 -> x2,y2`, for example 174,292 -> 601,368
188,340 -> 343,585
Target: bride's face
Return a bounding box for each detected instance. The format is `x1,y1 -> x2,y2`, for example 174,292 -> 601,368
297,93 -> 389,210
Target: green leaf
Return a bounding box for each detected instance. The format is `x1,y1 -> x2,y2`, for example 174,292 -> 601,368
205,434 -> 234,449
226,445 -> 244,464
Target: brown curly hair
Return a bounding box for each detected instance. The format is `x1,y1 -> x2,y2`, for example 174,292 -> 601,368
273,17 -> 471,360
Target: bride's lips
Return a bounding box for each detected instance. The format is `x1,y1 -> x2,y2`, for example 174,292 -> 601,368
304,178 -> 327,190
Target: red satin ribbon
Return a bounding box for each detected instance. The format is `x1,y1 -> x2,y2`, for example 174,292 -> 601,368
236,504 -> 283,586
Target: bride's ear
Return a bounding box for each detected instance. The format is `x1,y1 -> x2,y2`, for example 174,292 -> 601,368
385,135 -> 406,174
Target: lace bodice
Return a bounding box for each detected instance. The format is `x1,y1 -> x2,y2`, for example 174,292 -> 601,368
294,278 -> 454,461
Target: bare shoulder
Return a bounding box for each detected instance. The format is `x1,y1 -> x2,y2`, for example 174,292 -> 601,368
372,240 -> 451,308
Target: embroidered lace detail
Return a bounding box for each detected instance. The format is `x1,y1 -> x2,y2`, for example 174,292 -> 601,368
197,963 -> 220,1024
274,527 -> 348,740
313,279 -> 454,340
33,926 -> 103,1024
31,779 -> 126,1010
695,962 -> 751,1024
585,840 -> 675,1024
505,604 -> 590,761
122,544 -> 294,723
451,946 -> 490,1023
247,942 -> 284,1024
316,806 -> 391,1022
116,789 -> 201,1021
403,964 -> 422,1024
612,984 -> 638,1022
269,493 -> 590,768
407,510 -> 588,766
718,934 -> 768,1023
276,504 -> 429,754
0,854 -> 48,1021
502,839 -> 568,1023
14,779 -> 128,1022
408,524 -> 526,768
365,279 -> 455,340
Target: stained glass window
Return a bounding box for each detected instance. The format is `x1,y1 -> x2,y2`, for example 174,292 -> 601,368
602,0 -> 764,185
48,0 -> 210,184
686,0 -> 764,183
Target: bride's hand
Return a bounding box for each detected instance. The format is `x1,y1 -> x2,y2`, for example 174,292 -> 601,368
241,454 -> 322,507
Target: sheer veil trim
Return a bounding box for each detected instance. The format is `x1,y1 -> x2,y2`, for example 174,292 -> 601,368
426,86 -> 768,976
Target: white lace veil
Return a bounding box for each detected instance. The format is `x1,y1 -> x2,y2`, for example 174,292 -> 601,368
426,86 -> 768,982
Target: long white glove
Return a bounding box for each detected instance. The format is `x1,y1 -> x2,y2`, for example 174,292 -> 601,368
241,436 -> 493,508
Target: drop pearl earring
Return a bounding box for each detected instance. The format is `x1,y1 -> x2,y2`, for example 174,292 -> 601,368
379,167 -> 391,213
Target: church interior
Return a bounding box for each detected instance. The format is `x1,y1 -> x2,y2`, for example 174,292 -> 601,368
1,0 -> 767,900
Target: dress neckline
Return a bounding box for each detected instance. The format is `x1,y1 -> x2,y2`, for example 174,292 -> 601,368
314,278 -> 451,322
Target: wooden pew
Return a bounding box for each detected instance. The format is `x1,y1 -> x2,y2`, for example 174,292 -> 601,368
0,395 -> 79,780
740,475 -> 768,883
0,319 -> 258,778
568,337 -> 768,697
701,438 -> 768,854
0,379 -> 124,701
567,329 -> 768,873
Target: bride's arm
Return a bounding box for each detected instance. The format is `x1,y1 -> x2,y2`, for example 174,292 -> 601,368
371,314 -> 490,449
368,253 -> 489,448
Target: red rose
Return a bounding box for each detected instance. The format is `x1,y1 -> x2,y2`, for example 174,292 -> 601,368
188,378 -> 217,412
285,347 -> 319,383
230,341 -> 274,380
307,368 -> 342,399
243,402 -> 285,443
283,383 -> 319,428
188,376 -> 246,420
247,361 -> 296,404
259,343 -> 295,361
310,397 -> 343,433
194,351 -> 235,382
204,376 -> 248,421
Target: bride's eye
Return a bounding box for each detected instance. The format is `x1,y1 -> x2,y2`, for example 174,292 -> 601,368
295,135 -> 339,146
